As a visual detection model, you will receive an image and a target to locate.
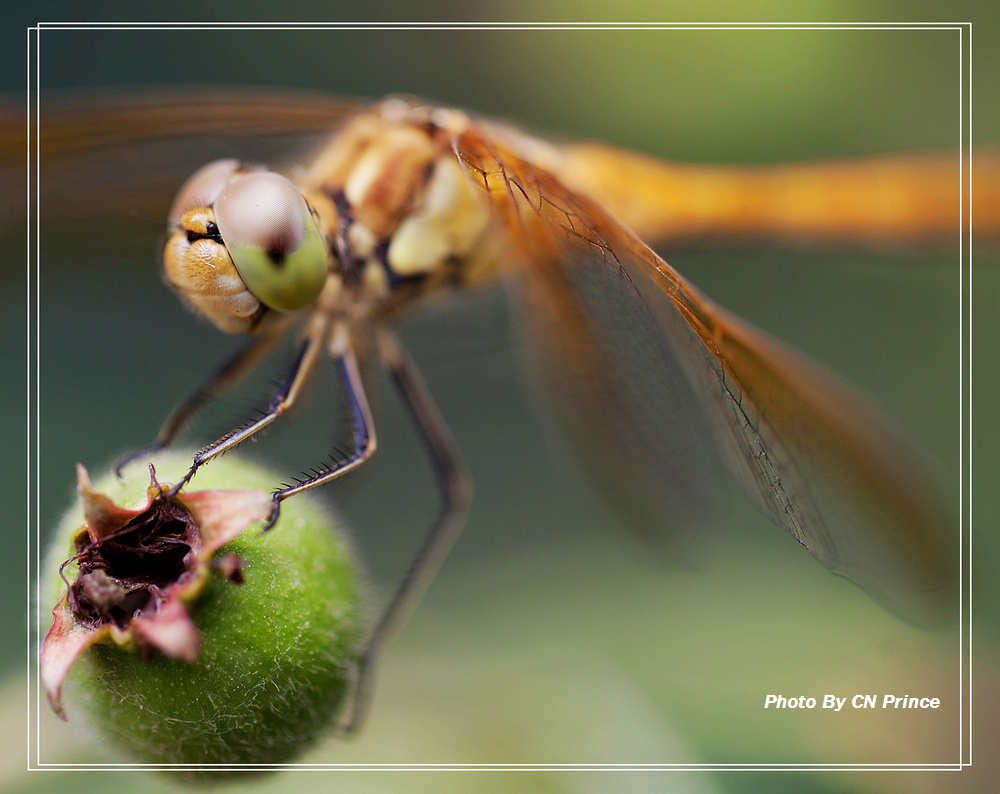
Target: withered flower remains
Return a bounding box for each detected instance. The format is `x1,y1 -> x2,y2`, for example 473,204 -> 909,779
41,464 -> 272,718
40,455 -> 362,771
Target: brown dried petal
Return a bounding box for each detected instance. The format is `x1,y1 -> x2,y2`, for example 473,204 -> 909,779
40,594 -> 107,719
131,591 -> 202,663
182,487 -> 273,553
76,463 -> 147,542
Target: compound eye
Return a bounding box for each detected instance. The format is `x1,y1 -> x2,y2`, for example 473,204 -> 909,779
168,159 -> 241,225
213,172 -> 328,312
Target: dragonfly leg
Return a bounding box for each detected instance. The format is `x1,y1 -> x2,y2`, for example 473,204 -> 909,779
333,328 -> 472,737
260,327 -> 378,530
170,316 -> 326,495
113,324 -> 287,477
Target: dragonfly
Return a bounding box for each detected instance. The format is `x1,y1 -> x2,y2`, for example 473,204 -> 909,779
20,90 -> 996,733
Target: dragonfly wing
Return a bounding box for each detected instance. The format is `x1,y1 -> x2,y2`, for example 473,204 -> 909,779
455,127 -> 956,624
504,196 -> 724,543
491,170 -> 723,543
5,89 -> 363,223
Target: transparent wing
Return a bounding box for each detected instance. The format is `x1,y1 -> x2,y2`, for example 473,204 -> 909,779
3,89 -> 363,223
455,128 -> 956,625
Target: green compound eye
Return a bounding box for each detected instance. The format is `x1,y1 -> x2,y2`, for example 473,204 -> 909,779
213,172 -> 328,312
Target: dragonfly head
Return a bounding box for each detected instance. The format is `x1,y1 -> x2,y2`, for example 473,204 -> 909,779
163,159 -> 329,334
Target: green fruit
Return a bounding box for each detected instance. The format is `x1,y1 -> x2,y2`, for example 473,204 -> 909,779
43,452 -> 363,777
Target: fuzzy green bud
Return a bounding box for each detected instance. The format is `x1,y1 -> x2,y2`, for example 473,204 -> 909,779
41,452 -> 363,777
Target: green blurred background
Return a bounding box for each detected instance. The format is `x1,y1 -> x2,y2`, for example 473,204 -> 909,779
3,2 -> 1000,793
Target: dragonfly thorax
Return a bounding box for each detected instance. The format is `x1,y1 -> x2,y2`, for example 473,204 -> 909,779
299,101 -> 498,314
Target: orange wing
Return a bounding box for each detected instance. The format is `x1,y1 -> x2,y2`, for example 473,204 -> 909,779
455,125 -> 956,625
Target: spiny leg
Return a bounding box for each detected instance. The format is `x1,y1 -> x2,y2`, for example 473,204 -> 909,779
334,328 -> 472,737
170,314 -> 329,495
260,323 -> 378,530
114,323 -> 287,477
